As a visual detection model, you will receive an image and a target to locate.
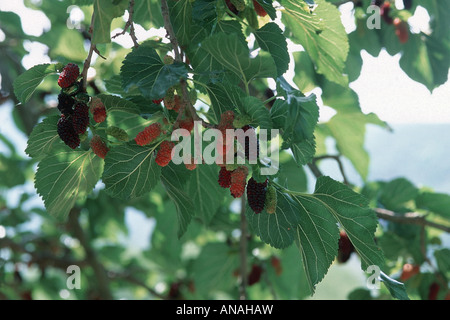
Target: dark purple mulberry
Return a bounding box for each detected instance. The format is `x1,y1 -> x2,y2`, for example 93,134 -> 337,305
57,93 -> 74,116
57,115 -> 80,149
72,102 -> 89,134
246,177 -> 268,214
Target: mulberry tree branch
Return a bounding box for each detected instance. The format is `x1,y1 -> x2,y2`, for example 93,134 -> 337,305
112,0 -> 139,48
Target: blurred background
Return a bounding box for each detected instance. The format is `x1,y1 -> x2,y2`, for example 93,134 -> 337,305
0,0 -> 449,300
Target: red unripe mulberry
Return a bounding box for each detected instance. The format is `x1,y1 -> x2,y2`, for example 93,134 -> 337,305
135,123 -> 162,146
90,97 -> 107,123
218,166 -> 232,188
155,140 -> 175,167
90,135 -> 109,159
58,63 -> 80,88
230,166 -> 248,198
253,0 -> 267,17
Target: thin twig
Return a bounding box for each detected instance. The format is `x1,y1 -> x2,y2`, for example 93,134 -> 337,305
81,14 -> 96,92
313,154 -> 350,185
112,0 -> 139,48
239,195 -> 248,300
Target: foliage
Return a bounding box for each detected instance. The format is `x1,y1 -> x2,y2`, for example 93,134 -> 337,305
0,0 -> 449,300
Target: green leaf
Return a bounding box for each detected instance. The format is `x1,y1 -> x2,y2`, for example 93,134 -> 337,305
237,96 -> 272,129
25,115 -> 69,159
120,44 -> 188,100
246,190 -> 301,249
310,176 -> 384,271
187,164 -> 227,224
399,33 -> 450,92
201,32 -> 277,83
254,22 -> 289,77
99,94 -> 154,138
35,150 -> 103,220
271,80 -> 319,165
282,0 -> 349,86
168,0 -> 193,47
133,0 -> 164,28
192,242 -> 240,294
102,143 -> 161,200
378,178 -> 418,212
160,163 -> 195,238
92,0 -> 128,45
380,271 -> 410,300
206,83 -> 245,124
13,63 -> 58,104
416,192 -> 450,219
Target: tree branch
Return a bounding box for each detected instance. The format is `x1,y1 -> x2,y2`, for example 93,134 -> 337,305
313,154 -> 350,185
375,208 -> 450,233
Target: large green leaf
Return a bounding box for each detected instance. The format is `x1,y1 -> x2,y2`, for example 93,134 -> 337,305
201,32 -> 277,84
168,0 -> 193,47
120,44 -> 188,100
282,0 -> 349,86
133,0 -> 164,28
399,33 -> 450,92
205,83 -> 245,124
416,192 -> 450,219
237,96 -> 272,130
254,22 -> 289,77
92,0 -> 128,45
102,143 -> 161,200
35,150 -> 103,220
13,63 -> 58,104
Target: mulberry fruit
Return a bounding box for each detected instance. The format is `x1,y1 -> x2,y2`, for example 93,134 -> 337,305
135,123 -> 162,146
218,110 -> 235,132
106,126 -> 129,142
164,95 -> 182,112
152,98 -> 163,104
246,177 -> 268,214
225,0 -> 239,15
248,264 -> 263,286
265,185 -> 277,214
218,166 -> 232,188
72,102 -> 90,134
178,117 -> 194,134
57,115 -> 80,149
394,18 -> 409,44
337,230 -> 355,263
230,166 -> 248,198
185,157 -> 197,171
239,125 -> 259,161
89,97 -> 107,123
253,0 -> 267,17
90,135 -> 109,159
57,93 -> 74,116
380,2 -> 393,24
58,63 -> 80,88
155,140 -> 175,167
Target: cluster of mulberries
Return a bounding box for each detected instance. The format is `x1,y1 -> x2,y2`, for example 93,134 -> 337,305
217,165 -> 248,198
55,63 -> 89,149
